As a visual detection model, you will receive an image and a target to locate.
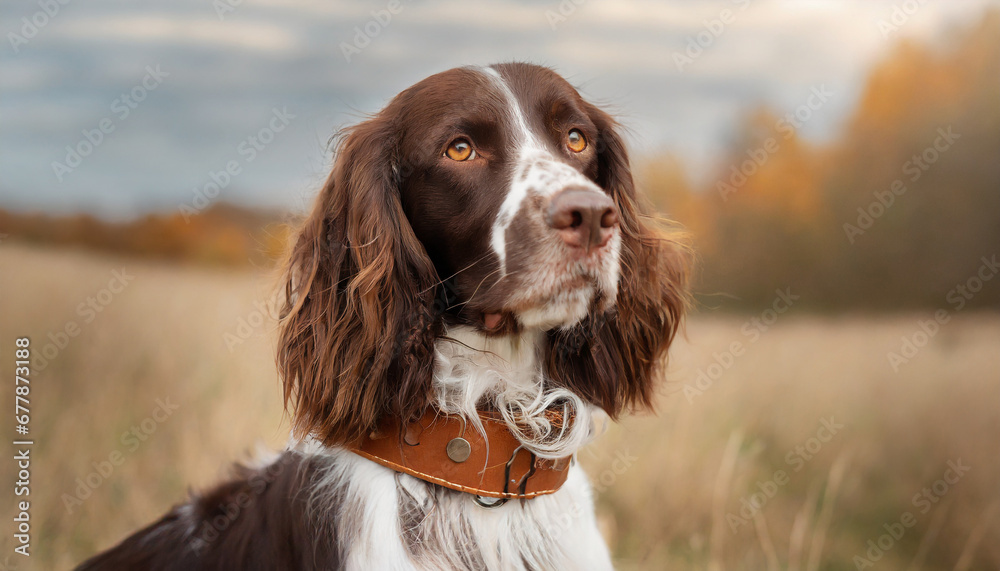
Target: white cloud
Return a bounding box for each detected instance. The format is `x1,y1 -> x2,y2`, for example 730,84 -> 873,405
54,15 -> 299,52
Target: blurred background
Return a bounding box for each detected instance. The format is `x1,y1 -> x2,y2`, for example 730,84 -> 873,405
2,1 -> 998,569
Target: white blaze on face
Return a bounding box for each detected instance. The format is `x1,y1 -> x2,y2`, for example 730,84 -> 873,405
482,66 -> 606,276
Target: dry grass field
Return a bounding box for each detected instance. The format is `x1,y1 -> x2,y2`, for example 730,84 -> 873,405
1,242 -> 997,570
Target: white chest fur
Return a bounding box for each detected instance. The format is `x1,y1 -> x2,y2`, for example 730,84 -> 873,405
293,325 -> 614,570
293,445 -> 613,570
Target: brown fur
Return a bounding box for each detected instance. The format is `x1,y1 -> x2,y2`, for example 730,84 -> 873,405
277,64 -> 690,445
546,102 -> 691,416
277,118 -> 443,446
75,452 -> 342,570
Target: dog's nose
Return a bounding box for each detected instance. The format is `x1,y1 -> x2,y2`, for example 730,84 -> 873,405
545,188 -> 618,251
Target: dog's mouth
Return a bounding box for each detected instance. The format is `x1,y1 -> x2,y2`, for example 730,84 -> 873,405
479,310 -> 520,335
483,312 -> 504,330
478,274 -> 609,334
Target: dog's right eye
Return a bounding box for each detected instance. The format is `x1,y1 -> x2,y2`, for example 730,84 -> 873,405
445,139 -> 476,161
567,129 -> 587,153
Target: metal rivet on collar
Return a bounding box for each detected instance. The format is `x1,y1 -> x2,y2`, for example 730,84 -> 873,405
446,437 -> 471,462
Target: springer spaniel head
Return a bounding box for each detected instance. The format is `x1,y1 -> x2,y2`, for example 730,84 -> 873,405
278,63 -> 690,446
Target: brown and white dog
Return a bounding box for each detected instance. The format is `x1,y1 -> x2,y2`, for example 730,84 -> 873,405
76,62 -> 690,570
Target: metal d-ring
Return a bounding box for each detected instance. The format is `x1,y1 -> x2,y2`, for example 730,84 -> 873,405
473,495 -> 507,508
518,452 -> 537,495
472,444 -> 537,509
503,445 -> 537,496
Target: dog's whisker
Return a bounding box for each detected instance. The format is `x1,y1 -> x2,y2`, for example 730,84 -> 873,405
449,266 -> 517,311
420,251 -> 494,295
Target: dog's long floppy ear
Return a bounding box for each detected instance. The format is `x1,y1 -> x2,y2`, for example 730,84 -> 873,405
546,104 -> 691,417
277,117 -> 441,446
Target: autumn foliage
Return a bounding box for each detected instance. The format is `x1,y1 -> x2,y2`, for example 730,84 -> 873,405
0,203 -> 292,267
3,12 -> 997,311
641,11 -> 1000,310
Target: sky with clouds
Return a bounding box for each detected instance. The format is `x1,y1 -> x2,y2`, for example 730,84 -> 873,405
2,0 -> 997,219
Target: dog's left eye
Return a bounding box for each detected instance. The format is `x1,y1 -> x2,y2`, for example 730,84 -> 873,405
567,129 -> 587,153
445,139 -> 476,161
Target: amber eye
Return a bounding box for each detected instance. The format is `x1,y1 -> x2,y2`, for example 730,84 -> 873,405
567,129 -> 587,153
445,139 -> 475,161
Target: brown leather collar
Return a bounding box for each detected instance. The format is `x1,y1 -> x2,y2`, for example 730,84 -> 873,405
348,410 -> 572,500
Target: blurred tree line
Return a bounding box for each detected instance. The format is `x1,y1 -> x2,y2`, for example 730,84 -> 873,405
0,203 -> 290,267
642,11 -> 1000,311
4,11 -> 996,311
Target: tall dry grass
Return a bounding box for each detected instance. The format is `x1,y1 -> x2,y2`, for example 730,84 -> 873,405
0,243 -> 288,569
1,243 -> 997,570
585,314 -> 999,569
